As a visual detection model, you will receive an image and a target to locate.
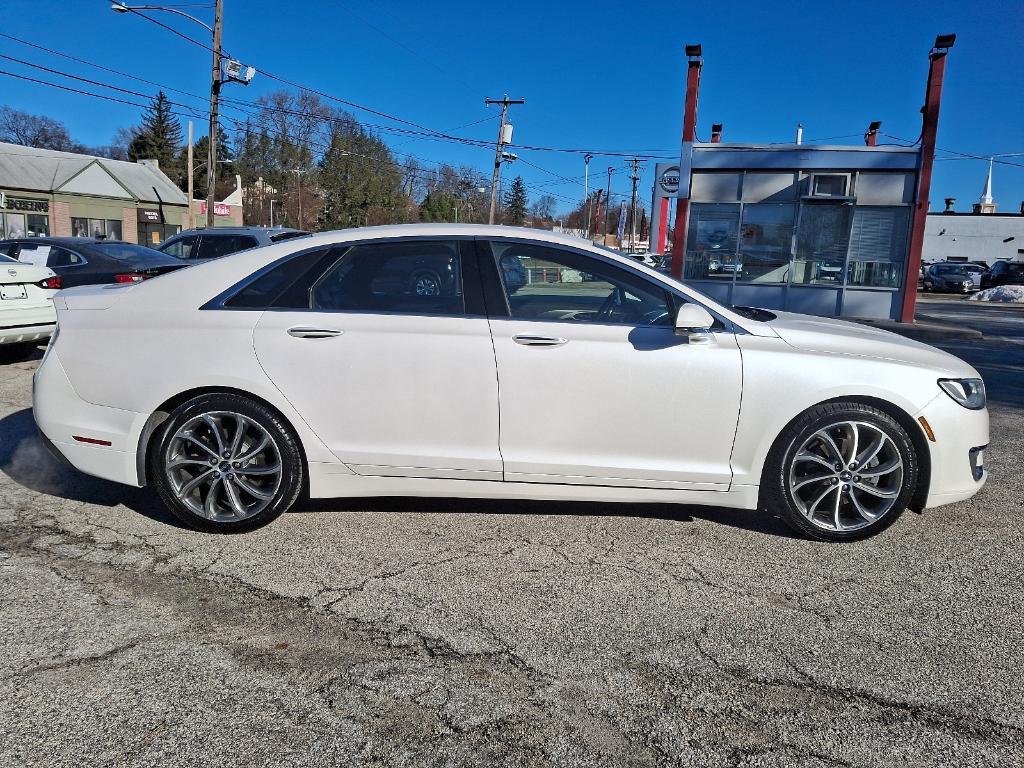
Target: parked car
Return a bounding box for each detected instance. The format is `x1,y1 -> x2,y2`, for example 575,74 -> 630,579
34,225 -> 988,542
958,263 -> 987,289
0,252 -> 56,361
922,263 -> 975,293
0,238 -> 187,288
158,226 -> 309,262
980,260 -> 1024,290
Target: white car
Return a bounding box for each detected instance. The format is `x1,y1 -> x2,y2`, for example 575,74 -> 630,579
0,253 -> 58,360
33,225 -> 989,541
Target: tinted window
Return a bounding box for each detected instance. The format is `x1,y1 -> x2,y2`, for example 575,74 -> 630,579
223,249 -> 331,309
92,243 -> 164,261
161,235 -> 198,259
1007,263 -> 1024,276
197,235 -> 259,260
0,243 -> 19,259
492,242 -> 672,325
311,241 -> 463,315
48,247 -> 85,267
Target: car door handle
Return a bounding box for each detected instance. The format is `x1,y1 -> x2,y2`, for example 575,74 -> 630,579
287,327 -> 343,339
512,334 -> 567,347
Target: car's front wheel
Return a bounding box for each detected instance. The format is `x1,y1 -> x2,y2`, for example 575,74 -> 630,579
762,402 -> 919,542
150,393 -> 304,533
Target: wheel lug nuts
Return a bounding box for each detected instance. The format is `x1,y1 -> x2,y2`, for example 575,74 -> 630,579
854,476 -> 860,482
209,458 -> 218,465
849,463 -> 857,469
233,462 -> 241,469
223,452 -> 231,459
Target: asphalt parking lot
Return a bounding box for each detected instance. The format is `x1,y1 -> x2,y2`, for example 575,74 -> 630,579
1,296 -> 1022,767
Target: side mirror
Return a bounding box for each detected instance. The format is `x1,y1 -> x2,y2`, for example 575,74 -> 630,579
674,303 -> 715,339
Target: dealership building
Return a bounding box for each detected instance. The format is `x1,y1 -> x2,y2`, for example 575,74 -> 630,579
0,142 -> 242,246
649,37 -> 961,322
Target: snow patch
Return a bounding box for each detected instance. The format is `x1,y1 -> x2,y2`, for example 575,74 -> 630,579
967,286 -> 1024,303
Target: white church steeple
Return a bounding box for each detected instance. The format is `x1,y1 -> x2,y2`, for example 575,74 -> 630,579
974,158 -> 996,213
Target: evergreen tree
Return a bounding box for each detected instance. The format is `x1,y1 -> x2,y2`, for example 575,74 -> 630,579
128,92 -> 183,180
504,176 -> 528,225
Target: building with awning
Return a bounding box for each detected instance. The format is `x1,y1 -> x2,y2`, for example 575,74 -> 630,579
0,141 -> 243,246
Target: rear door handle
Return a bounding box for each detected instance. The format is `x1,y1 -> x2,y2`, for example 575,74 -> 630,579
287,326 -> 343,339
512,334 -> 567,347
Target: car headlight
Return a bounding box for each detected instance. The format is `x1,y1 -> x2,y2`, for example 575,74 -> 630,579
938,378 -> 986,410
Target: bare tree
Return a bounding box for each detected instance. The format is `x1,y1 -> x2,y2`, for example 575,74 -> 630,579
0,105 -> 75,150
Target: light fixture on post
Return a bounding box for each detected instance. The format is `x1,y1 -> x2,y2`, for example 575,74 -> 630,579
111,1 -> 254,230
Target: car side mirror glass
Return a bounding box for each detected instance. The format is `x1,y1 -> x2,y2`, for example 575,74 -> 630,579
674,303 -> 715,337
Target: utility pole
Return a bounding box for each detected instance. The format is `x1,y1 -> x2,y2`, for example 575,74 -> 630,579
186,121 -> 194,230
602,167 -> 615,244
290,169 -> 305,228
206,0 -> 223,228
583,153 -> 592,237
485,95 -> 524,224
628,157 -> 642,253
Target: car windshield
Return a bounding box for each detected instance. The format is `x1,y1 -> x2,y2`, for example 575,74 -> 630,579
935,265 -> 968,274
1007,263 -> 1024,276
90,243 -> 167,260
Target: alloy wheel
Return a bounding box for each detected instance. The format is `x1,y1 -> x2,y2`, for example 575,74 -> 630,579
413,274 -> 441,296
165,411 -> 283,522
787,420 -> 905,532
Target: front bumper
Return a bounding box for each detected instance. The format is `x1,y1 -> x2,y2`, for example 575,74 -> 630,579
915,392 -> 989,508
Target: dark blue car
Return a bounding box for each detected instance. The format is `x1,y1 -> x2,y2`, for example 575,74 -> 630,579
0,237 -> 186,288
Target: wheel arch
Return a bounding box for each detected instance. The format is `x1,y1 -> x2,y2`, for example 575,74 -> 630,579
758,395 -> 932,513
136,385 -> 309,487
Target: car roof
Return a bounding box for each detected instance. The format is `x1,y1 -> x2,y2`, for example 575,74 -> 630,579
172,227 -> 307,236
0,236 -> 120,247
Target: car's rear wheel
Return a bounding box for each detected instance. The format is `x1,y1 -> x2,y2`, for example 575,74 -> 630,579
762,402 -> 918,542
150,393 -> 304,533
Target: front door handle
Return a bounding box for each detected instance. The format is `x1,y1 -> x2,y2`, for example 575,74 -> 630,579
287,327 -> 343,339
512,334 -> 567,347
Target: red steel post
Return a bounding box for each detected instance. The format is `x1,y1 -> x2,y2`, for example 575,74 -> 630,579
901,48 -> 949,323
670,55 -> 703,279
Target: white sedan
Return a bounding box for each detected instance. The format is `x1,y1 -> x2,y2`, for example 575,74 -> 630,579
32,225 -> 989,541
0,253 -> 57,360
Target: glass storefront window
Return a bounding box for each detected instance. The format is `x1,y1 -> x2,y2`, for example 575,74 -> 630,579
737,203 -> 795,283
792,202 -> 853,285
4,213 -> 26,238
846,206 -> 910,288
71,217 -> 124,240
684,203 -> 740,280
26,214 -> 49,236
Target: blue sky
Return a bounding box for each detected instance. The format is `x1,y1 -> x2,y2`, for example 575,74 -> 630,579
2,0 -> 1022,215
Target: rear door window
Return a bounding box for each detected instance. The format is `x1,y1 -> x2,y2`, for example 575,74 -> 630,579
311,240 -> 464,315
196,235 -> 259,260
47,247 -> 86,268
160,235 -> 199,260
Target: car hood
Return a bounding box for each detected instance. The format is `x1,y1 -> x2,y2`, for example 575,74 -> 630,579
763,310 -> 977,376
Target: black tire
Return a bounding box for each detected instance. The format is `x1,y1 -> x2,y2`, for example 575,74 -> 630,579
0,341 -> 40,363
149,393 -> 304,533
761,401 -> 918,542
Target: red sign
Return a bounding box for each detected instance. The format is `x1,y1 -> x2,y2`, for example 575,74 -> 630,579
197,202 -> 232,216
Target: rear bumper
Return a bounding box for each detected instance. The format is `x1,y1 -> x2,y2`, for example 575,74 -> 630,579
32,351 -> 146,487
915,393 -> 989,509
0,322 -> 55,346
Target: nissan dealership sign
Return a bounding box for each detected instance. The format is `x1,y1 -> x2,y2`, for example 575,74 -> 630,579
658,166 -> 680,195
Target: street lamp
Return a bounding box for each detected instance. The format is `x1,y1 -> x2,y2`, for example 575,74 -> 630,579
111,1 -> 254,228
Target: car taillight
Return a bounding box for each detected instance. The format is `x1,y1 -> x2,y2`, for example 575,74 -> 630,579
38,276 -> 62,289
114,273 -> 147,283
